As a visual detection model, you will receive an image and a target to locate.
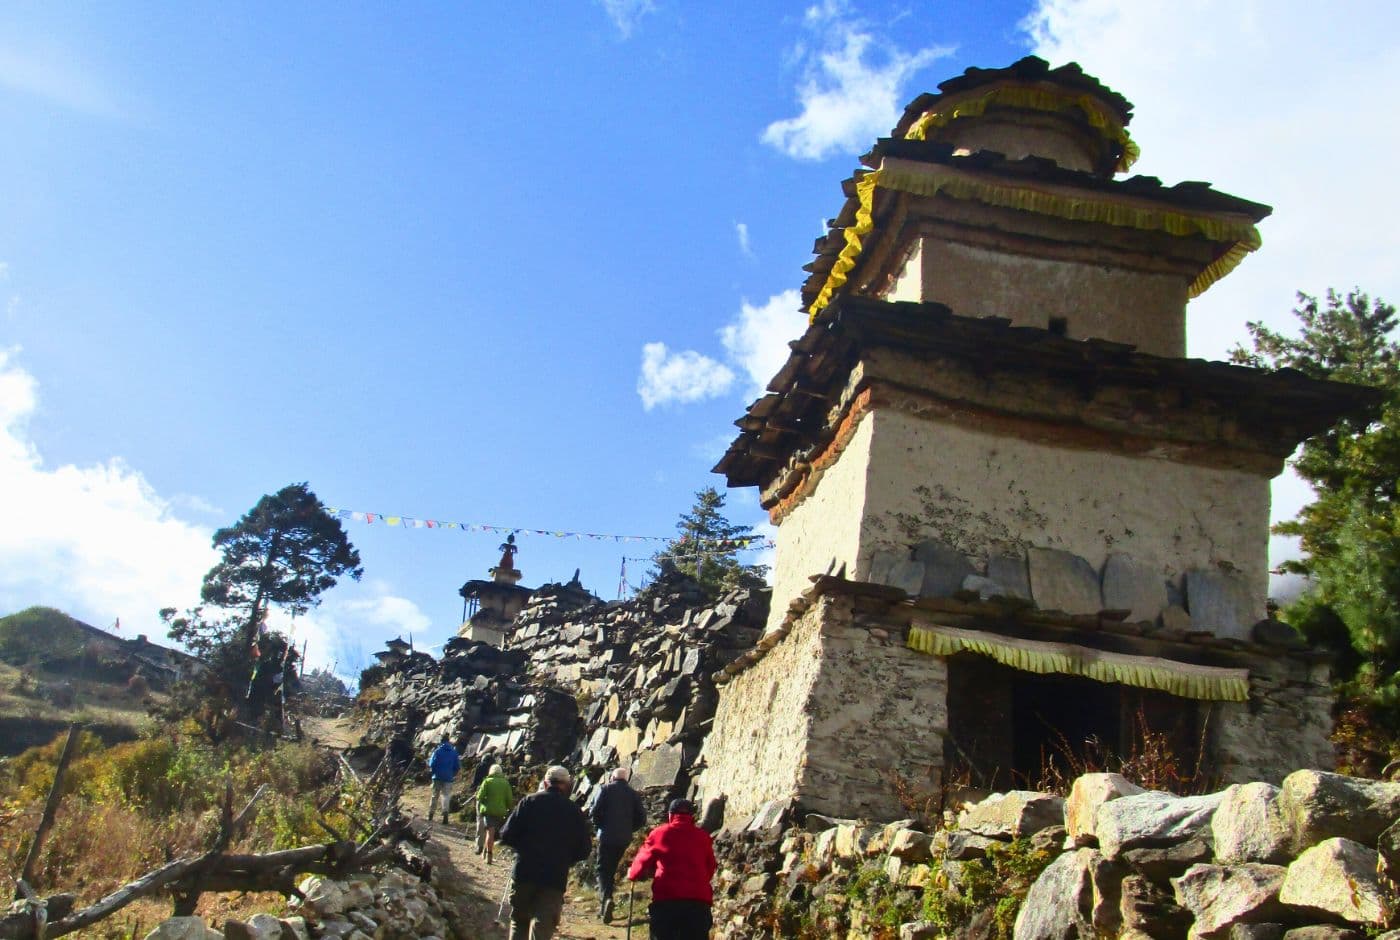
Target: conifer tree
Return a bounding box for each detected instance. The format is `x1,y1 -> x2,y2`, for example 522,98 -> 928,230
655,486 -> 767,598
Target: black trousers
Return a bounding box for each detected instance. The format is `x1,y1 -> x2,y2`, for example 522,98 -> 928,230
649,900 -> 712,940
596,840 -> 628,901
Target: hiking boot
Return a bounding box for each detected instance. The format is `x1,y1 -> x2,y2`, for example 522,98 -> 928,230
442,813 -> 450,825
601,898 -> 613,923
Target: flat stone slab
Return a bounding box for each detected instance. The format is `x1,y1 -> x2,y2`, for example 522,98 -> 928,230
867,549 -> 901,586
1102,553 -> 1168,623
1029,548 -> 1102,614
1279,769 -> 1400,850
1096,790 -> 1224,859
1172,863 -> 1288,940
1186,568 -> 1257,641
958,790 -> 1066,839
888,558 -> 926,595
914,539 -> 974,598
631,742 -> 683,790
988,553 -> 1032,600
1213,783 -> 1291,865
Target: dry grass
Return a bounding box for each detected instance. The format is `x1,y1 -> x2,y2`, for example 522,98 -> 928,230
0,659 -> 163,733
1,730 -> 355,935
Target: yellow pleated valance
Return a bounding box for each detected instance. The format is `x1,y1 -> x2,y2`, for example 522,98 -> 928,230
903,85 -> 1141,172
906,623 -> 1250,702
807,163 -> 1262,319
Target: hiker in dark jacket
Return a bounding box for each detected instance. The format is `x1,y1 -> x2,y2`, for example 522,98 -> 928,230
589,767 -> 647,922
426,737 -> 460,824
498,765 -> 592,940
627,799 -> 717,940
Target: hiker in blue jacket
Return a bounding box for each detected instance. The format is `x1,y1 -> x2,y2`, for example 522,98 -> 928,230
427,736 -> 461,824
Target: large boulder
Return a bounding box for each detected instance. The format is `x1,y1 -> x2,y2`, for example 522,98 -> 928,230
296,876 -> 346,916
1278,770 -> 1400,851
1013,848 -> 1095,940
958,790 -> 1066,839
1213,783 -> 1292,864
1096,790 -> 1224,859
1279,838 -> 1388,927
142,918 -> 221,940
1171,863 -> 1288,940
1067,773 -> 1144,846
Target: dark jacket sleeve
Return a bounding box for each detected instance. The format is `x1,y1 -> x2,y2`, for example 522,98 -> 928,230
498,802 -> 525,848
572,804 -> 593,864
631,789 -> 647,832
589,787 -> 608,829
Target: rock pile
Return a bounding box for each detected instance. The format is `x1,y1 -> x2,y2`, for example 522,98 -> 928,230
140,870 -> 458,940
506,567 -> 769,806
703,770 -> 1400,940
356,566 -> 769,812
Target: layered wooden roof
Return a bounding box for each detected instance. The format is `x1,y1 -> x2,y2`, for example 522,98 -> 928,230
892,55 -> 1135,137
800,138 -> 1273,313
713,296 -> 1381,492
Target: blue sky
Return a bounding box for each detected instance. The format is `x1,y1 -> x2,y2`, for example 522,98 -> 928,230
3,1 -> 1398,678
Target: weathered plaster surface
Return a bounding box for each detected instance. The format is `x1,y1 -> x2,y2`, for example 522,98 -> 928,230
767,414 -> 875,632
910,239 -> 1187,356
703,596 -> 948,827
858,409 -> 1270,623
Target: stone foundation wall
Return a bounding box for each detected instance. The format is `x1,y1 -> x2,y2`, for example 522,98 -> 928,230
1209,654 -> 1335,784
703,594 -> 948,827
699,600 -> 827,827
800,597 -> 948,820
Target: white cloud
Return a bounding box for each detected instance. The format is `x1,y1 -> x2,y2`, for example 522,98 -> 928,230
0,348 -> 218,632
1024,0 -> 1400,583
719,289 -> 804,397
270,581 -> 432,680
736,222 -> 754,259
597,0 -> 656,38
0,350 -> 432,679
762,3 -> 954,161
637,341 -> 736,409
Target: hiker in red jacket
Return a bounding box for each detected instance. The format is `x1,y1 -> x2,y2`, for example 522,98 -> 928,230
626,799 -> 717,940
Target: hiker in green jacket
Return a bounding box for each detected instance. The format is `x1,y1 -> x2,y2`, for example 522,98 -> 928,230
475,764 -> 514,864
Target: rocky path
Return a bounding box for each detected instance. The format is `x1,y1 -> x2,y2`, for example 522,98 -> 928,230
402,784 -> 639,940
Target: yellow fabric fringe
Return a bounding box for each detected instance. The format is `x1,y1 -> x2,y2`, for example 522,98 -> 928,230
904,85 -> 1141,172
807,163 -> 1262,319
906,623 -> 1250,702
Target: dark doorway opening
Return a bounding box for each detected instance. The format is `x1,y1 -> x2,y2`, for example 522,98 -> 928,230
945,652 -> 1201,790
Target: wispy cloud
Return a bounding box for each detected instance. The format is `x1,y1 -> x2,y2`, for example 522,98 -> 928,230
762,1 -> 954,161
0,42 -> 132,120
637,342 -> 736,409
597,0 -> 657,39
735,222 -> 755,259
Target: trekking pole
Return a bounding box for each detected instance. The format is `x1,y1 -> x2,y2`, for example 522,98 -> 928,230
495,878 -> 511,928
625,879 -> 635,940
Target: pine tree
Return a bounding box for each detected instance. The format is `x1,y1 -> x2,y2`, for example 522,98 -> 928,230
654,486 -> 767,598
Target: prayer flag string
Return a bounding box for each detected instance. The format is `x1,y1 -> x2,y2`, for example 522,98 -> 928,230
325,507 -> 775,551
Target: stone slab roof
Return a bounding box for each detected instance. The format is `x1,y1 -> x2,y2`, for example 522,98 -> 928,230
713,296 -> 1382,491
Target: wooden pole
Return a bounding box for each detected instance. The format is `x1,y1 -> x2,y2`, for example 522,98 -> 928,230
18,724 -> 81,892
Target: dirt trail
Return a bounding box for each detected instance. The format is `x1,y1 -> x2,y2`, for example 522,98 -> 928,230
302,717 -> 636,939
402,784 -> 639,940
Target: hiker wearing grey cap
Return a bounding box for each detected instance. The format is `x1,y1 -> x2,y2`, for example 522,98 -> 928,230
589,767 -> 647,923
498,765 -> 592,940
